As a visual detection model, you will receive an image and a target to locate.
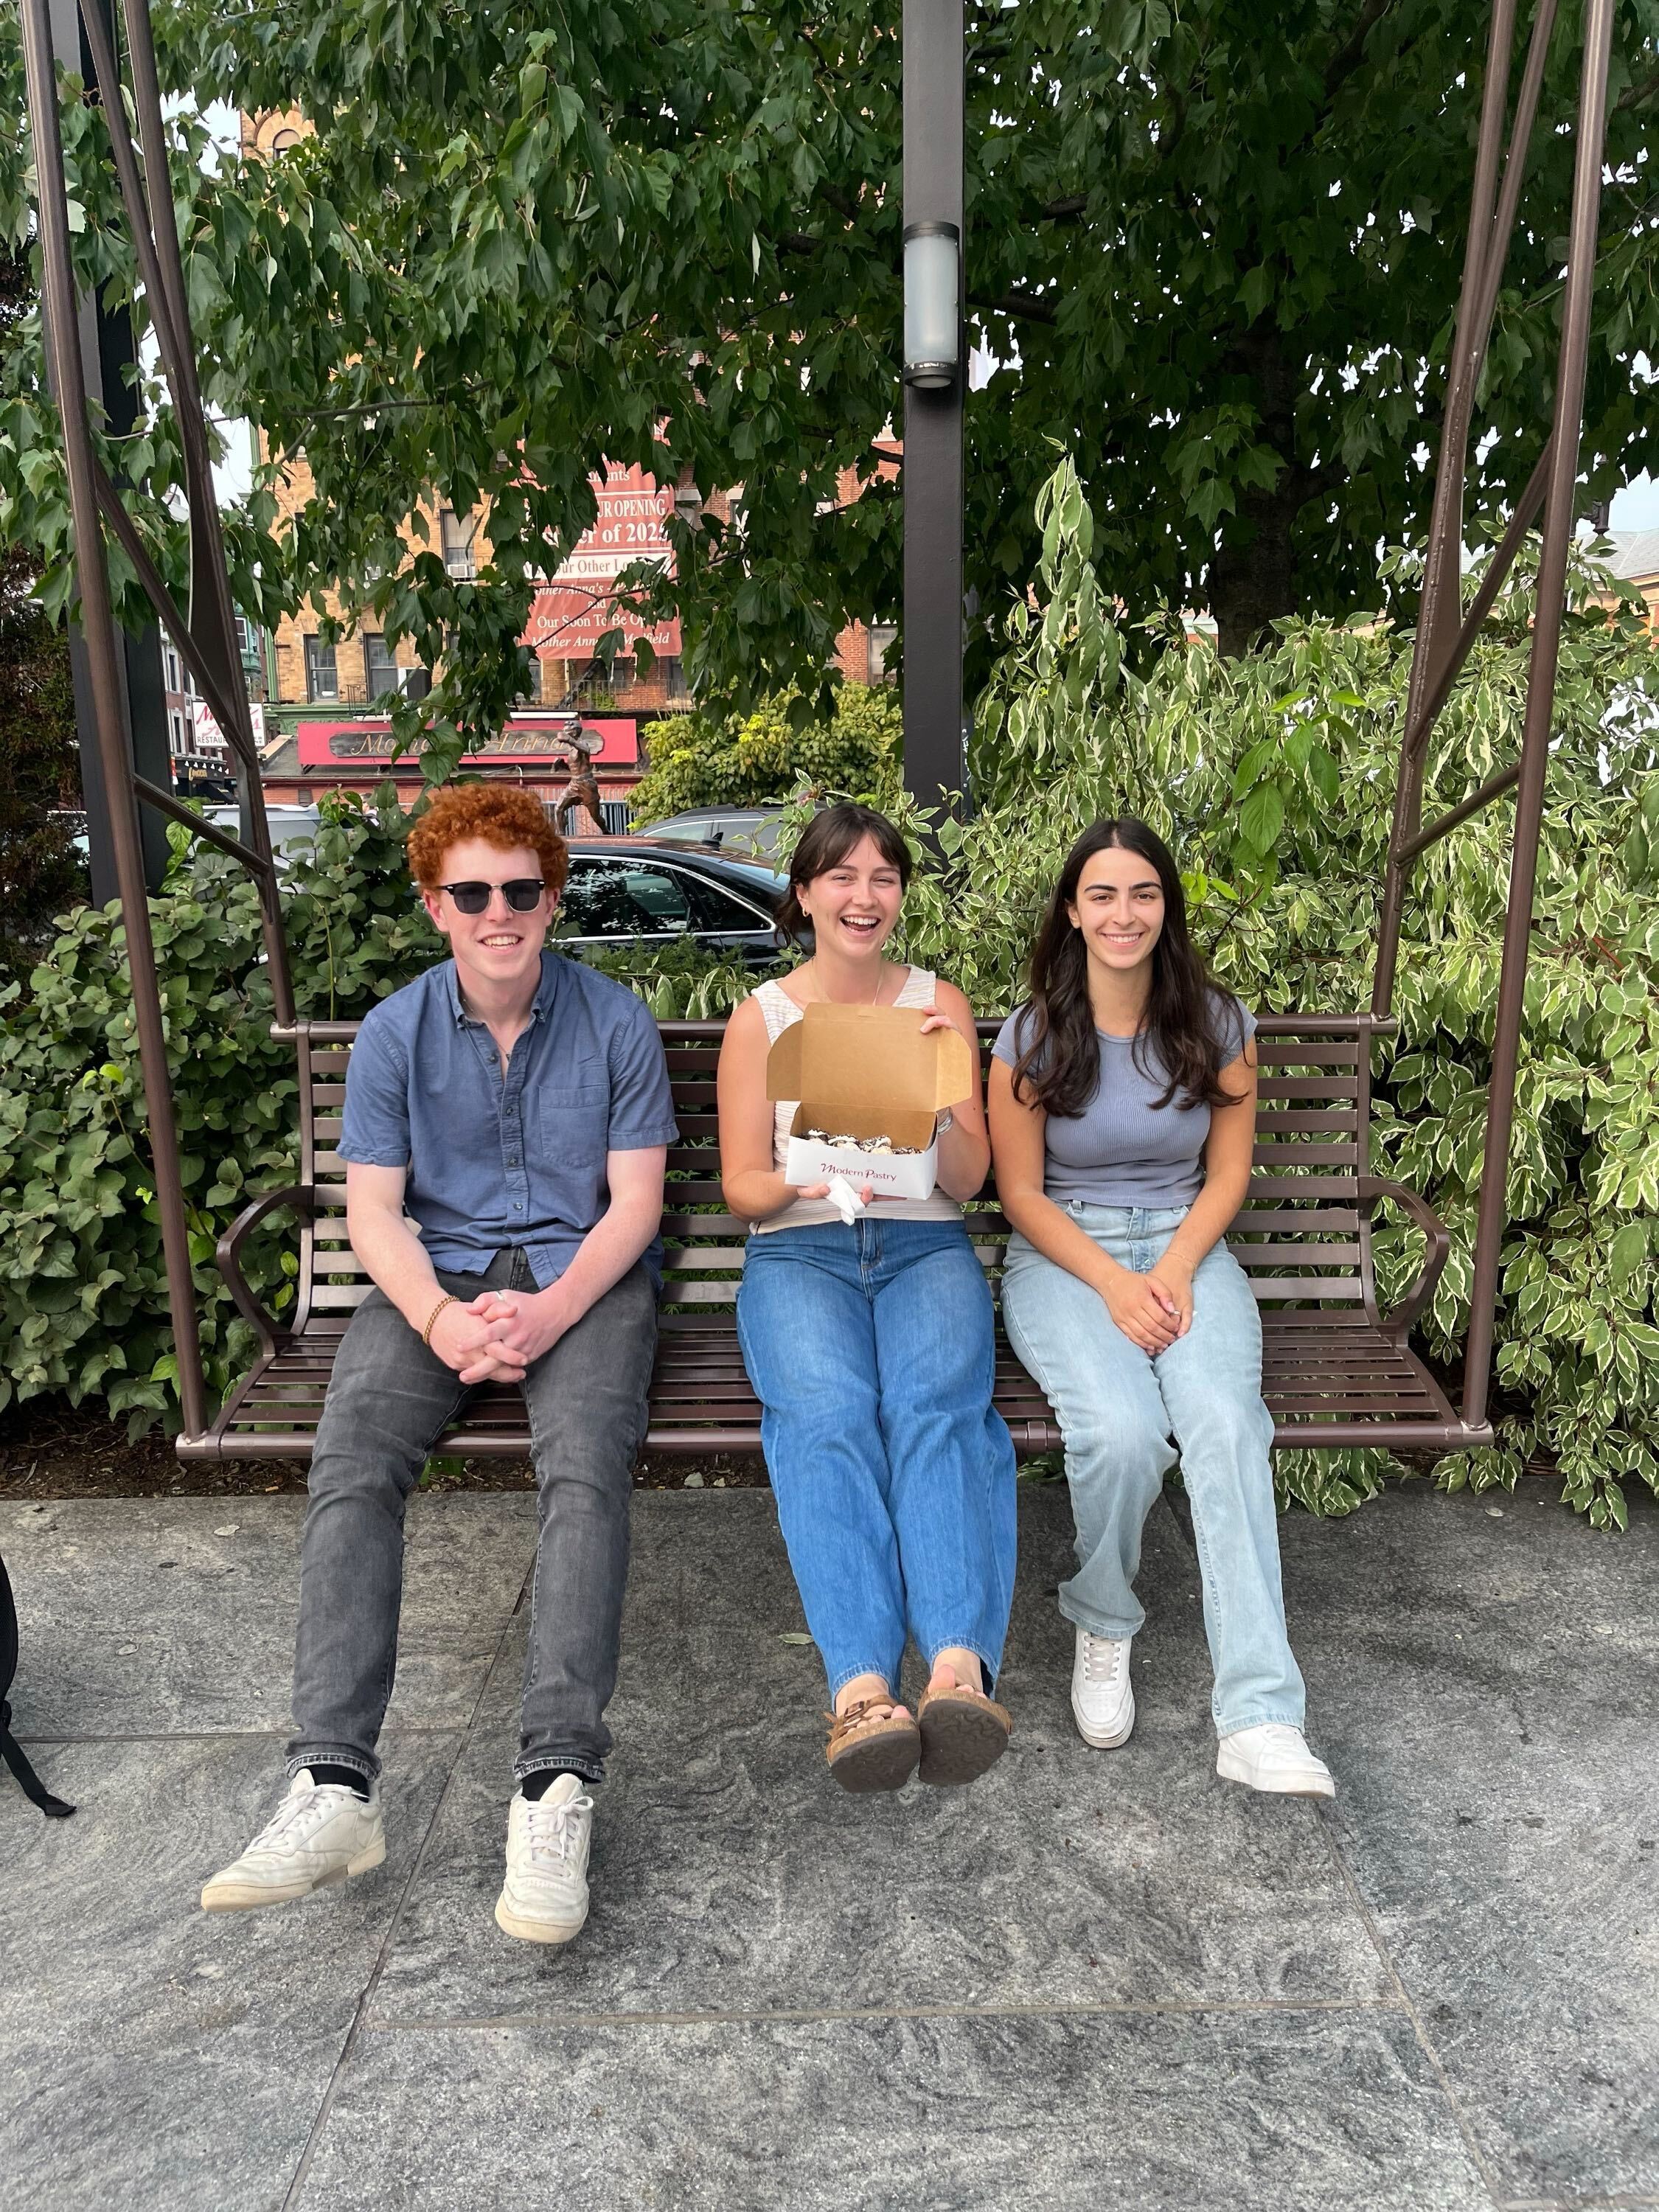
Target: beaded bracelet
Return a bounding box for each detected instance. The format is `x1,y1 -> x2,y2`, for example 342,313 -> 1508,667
422,1293 -> 458,1347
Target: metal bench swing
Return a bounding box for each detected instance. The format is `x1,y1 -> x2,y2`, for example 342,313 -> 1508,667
201,1013 -> 1457,1458
24,0 -> 1616,1469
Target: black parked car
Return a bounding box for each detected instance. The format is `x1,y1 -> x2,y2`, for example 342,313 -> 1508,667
633,804 -> 790,860
556,838 -> 792,967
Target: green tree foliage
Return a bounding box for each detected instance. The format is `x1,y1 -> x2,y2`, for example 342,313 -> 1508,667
0,543 -> 82,983
630,685 -> 900,823
3,1 -> 1656,748
0,243 -> 83,984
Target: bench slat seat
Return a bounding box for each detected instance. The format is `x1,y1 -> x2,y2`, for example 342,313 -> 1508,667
179,1013 -> 1486,1463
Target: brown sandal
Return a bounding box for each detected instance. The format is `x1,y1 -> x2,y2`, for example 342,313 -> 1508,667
917,1683 -> 1012,1787
824,1697 -> 921,1794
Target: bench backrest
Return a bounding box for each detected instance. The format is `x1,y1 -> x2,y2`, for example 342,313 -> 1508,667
288,1012 -> 1382,1333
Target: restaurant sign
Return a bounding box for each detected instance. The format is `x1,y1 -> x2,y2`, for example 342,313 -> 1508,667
295,716 -> 639,768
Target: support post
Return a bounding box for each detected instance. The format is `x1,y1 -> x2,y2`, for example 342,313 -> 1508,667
46,0 -> 170,900
21,0 -> 210,1439
901,0 -> 965,817
1461,0 -> 1615,1433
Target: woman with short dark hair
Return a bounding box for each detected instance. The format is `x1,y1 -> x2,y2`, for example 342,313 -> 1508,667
988,817 -> 1333,1798
717,803 -> 1018,1794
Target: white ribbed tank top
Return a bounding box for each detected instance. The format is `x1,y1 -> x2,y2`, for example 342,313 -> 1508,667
749,967 -> 963,1234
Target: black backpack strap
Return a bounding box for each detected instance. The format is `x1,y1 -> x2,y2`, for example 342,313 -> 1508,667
1,1700 -> 74,1819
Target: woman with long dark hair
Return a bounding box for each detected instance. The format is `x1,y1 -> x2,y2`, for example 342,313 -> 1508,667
718,803 -> 1018,1794
987,818 -> 1332,1797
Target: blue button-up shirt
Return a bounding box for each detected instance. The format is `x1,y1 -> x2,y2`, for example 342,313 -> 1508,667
338,953 -> 679,1288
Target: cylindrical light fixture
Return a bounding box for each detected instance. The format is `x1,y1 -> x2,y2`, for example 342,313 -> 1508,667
903,220 -> 960,389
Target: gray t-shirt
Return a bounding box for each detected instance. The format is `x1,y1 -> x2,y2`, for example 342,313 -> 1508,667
992,993 -> 1256,1209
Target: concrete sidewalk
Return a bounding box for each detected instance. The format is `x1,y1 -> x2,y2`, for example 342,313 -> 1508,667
2,1480 -> 1655,2212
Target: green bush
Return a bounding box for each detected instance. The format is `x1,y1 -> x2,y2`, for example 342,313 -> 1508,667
3,461 -> 1655,1528
630,684 -> 900,823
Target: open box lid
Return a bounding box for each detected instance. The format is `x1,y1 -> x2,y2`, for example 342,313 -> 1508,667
765,1003 -> 976,1113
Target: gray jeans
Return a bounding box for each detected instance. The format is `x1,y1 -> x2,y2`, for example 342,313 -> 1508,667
286,1251 -> 658,1789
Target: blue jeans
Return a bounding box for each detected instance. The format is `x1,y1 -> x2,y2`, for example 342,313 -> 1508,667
735,1218 -> 1018,1700
1000,1204 -> 1306,1738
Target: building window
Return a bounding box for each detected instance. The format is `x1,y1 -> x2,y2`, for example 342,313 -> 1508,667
867,624 -> 897,681
304,635 -> 338,702
440,507 -> 477,580
515,655 -> 545,705
363,633 -> 400,698
169,709 -> 185,753
663,655 -> 689,700
574,658 -> 630,706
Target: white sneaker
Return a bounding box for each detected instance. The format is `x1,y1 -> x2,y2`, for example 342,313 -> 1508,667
1216,1723 -> 1335,1798
201,1769 -> 385,1912
495,1775 -> 593,1945
1071,1624 -> 1135,1748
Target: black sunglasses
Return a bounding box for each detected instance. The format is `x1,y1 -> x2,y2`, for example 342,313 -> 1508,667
436,878 -> 549,915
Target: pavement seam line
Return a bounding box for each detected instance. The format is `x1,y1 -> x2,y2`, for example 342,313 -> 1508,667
1316,1801 -> 1509,2210
12,1725 -> 462,1744
278,1557 -> 536,2212
1498,2199 -> 1659,2211
1495,2198 -> 1659,2211
366,1995 -> 1410,2032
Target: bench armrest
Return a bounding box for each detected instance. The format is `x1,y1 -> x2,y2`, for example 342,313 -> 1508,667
1358,1175 -> 1450,1343
217,1183 -> 319,1354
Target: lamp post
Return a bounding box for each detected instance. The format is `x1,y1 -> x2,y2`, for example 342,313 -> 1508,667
902,220 -> 960,389
901,0 -> 965,817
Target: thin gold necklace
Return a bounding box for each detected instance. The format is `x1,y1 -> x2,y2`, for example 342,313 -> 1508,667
802,953 -> 891,1007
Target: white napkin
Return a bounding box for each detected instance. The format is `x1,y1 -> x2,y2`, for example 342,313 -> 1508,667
826,1175 -> 867,1225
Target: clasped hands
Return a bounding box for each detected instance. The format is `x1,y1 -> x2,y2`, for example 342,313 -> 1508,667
428,1284 -> 570,1384
1099,1253 -> 1194,1354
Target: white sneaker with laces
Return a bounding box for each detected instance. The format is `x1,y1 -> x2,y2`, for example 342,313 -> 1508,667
200,1769 -> 385,1912
1216,1723 -> 1335,1798
495,1775 -> 593,1945
1071,1624 -> 1135,1748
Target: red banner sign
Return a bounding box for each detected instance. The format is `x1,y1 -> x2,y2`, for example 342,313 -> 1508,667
526,466 -> 682,660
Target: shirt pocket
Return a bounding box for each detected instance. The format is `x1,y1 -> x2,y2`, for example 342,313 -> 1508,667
539,1082 -> 609,1164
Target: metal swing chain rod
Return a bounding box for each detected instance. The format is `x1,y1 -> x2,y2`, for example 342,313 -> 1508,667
21,0 -> 307,1439
80,0 -> 295,1015
1374,0 -> 1578,1013
1374,0 -> 1520,1015
1461,0 -> 1615,1433
1363,0 -> 1614,1434
19,0 -> 209,1438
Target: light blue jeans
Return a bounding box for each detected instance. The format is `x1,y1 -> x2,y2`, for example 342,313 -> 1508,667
1000,1203 -> 1306,1738
736,1217 -> 1018,1700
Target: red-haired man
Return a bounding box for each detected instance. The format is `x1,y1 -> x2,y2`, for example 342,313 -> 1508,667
202,785 -> 676,1944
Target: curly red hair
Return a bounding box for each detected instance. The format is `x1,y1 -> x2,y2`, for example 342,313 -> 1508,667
406,783 -> 568,896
